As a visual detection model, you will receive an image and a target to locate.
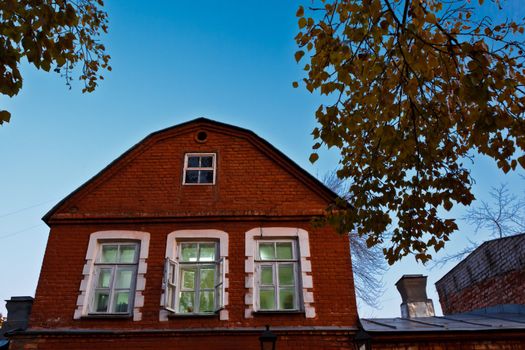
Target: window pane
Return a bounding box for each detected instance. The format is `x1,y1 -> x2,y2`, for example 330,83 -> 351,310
276,242 -> 293,259
199,170 -> 214,183
278,264 -> 294,286
167,285 -> 175,309
216,286 -> 223,309
187,156 -> 200,167
279,288 -> 295,310
181,243 -> 198,262
261,266 -> 273,285
97,268 -> 112,288
199,291 -> 215,313
200,268 -> 215,289
101,245 -> 118,263
116,269 -> 133,289
169,264 -> 176,283
113,292 -> 130,313
200,156 -> 213,167
181,269 -> 195,290
199,243 -> 216,261
119,245 -> 137,263
185,170 -> 199,183
259,243 -> 275,260
259,289 -> 275,310
94,292 -> 109,312
179,292 -> 195,313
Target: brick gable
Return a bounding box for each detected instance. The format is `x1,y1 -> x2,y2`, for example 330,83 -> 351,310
44,118 -> 336,223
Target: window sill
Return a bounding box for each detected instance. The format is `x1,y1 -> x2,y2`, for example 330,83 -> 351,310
82,314 -> 132,320
167,312 -> 219,319
253,310 -> 304,315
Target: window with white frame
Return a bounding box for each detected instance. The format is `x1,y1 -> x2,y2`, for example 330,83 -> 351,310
91,242 -> 139,314
183,153 -> 216,184
256,240 -> 300,311
164,241 -> 224,314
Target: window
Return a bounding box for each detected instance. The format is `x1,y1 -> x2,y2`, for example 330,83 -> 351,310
91,242 -> 139,314
183,153 -> 216,184
164,242 -> 224,314
244,227 -> 315,319
74,230 -> 149,321
256,240 -> 300,311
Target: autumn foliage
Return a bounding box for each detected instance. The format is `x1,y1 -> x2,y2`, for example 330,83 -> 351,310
0,0 -> 110,124
295,0 -> 525,263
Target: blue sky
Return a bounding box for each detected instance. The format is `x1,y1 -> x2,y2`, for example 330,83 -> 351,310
0,0 -> 523,318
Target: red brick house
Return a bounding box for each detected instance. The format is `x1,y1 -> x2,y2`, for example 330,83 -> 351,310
7,118 -> 359,349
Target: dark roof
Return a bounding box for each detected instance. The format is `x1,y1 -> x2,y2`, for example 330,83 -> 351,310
361,304 -> 525,333
43,117 -> 340,223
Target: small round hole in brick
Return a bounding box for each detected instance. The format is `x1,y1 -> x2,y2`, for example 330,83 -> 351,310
196,131 -> 208,143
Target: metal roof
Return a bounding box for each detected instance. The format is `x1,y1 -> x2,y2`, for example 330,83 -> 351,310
361,305 -> 525,333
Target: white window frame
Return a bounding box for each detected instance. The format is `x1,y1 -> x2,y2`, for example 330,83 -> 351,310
255,239 -> 301,311
164,241 -> 224,315
183,153 -> 216,185
90,242 -> 139,315
244,227 -> 315,318
161,230 -> 229,321
74,231 -> 150,321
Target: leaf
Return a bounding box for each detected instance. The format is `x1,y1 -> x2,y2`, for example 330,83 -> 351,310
295,50 -> 305,62
296,6 -> 304,17
292,81 -> 299,88
298,17 -> 307,29
309,153 -> 319,163
0,110 -> 11,125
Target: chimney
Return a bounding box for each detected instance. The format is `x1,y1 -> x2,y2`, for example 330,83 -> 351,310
396,275 -> 435,318
0,296 -> 34,337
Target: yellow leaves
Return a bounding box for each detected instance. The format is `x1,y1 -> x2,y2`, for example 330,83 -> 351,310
0,0 -> 110,125
296,6 -> 304,17
518,155 -> 525,169
298,17 -> 307,29
292,81 -> 299,88
295,50 -> 305,62
0,111 -> 11,125
294,0 -> 525,264
309,153 -> 319,163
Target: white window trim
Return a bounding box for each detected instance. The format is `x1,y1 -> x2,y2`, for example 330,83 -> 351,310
74,230 -> 150,321
160,229 -> 229,321
182,153 -> 217,185
244,227 -> 315,319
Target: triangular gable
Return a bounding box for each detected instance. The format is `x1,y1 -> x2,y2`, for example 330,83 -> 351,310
43,118 -> 338,224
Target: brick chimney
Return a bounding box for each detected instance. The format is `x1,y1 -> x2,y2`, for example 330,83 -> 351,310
0,296 -> 33,337
396,275 -> 435,318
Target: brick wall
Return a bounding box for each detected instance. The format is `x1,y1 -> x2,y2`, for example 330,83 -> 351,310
29,221 -> 357,329
47,121 -> 332,222
19,120 -> 358,349
436,234 -> 525,314
9,330 -> 356,350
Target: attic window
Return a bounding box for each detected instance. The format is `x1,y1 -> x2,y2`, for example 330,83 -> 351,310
183,153 -> 216,185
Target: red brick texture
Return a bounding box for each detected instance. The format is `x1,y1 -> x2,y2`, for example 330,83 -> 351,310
9,330 -> 356,350
436,234 -> 525,314
438,269 -> 525,315
15,120 -> 359,349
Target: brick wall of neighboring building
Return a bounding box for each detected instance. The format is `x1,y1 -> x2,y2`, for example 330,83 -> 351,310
436,233 -> 525,314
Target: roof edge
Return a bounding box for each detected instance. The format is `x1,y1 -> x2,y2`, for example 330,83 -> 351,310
43,117 -> 339,224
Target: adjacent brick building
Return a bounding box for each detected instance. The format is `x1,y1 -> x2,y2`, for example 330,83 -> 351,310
7,118 -> 359,349
435,233 -> 525,314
